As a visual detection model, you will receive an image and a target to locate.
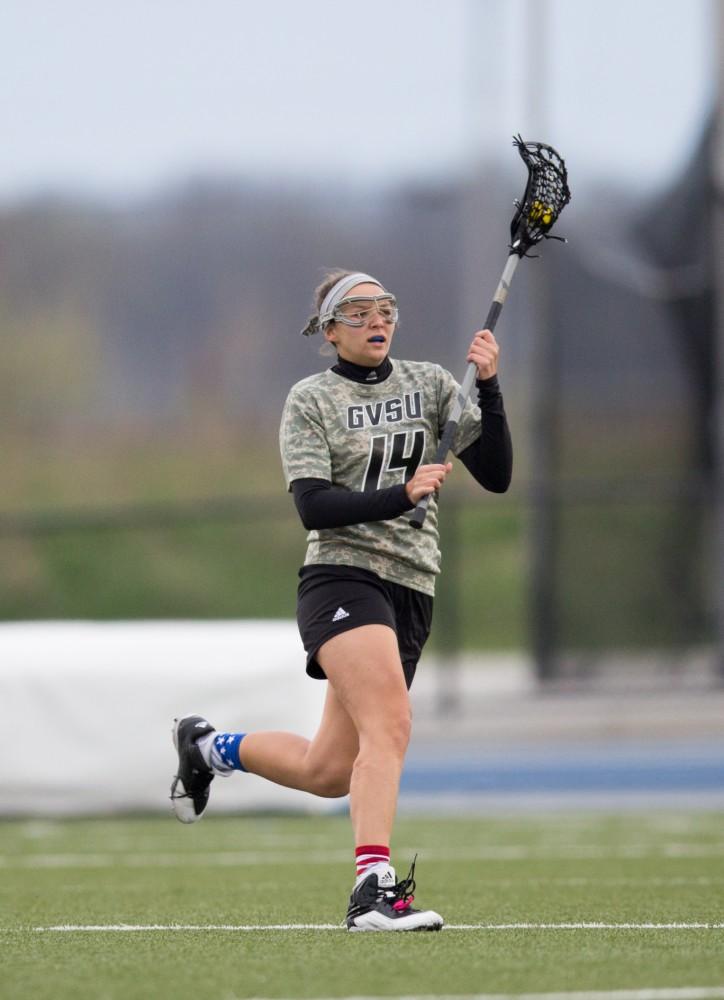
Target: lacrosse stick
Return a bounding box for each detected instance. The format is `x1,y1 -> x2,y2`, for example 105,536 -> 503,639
409,135 -> 571,529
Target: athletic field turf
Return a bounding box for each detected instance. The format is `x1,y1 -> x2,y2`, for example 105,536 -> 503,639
2,812 -> 723,1000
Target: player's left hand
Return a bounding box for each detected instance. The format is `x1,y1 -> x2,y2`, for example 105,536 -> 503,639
467,329 -> 499,380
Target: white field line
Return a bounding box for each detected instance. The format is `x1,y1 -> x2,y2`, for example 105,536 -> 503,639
5,843 -> 724,869
27,922 -> 724,933
239,989 -> 724,1000
445,877 -> 724,888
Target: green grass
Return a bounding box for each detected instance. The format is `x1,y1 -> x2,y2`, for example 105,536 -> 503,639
2,812 -> 724,999
0,486 -> 526,651
1,429 -> 709,654
0,429 -> 528,648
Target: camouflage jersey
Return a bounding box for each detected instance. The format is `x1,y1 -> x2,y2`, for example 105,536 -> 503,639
279,359 -> 482,596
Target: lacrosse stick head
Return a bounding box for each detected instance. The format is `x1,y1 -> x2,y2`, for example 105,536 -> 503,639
509,135 -> 571,258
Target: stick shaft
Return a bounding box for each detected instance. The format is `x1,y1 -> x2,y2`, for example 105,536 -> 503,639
409,254 -> 519,529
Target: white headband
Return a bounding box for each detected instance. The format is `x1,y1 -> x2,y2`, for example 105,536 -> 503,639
318,272 -> 385,329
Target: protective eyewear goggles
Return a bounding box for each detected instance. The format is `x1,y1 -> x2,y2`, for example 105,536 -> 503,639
332,294 -> 398,328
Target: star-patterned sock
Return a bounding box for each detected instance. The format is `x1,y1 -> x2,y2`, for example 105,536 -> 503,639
197,731 -> 247,775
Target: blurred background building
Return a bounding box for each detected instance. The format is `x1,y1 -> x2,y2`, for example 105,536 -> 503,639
0,0 -> 721,693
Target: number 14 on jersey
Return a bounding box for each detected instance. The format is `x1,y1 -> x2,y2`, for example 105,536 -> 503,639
362,430 -> 426,492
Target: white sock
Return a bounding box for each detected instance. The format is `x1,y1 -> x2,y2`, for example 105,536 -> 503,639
195,731 -> 233,776
355,862 -> 396,889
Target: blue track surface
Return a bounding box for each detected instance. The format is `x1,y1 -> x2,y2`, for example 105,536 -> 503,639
401,743 -> 724,794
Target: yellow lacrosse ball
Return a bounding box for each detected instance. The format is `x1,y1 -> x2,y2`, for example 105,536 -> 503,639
529,200 -> 553,226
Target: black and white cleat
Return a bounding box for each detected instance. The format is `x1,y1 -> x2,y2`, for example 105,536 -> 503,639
170,715 -> 216,824
346,858 -> 444,932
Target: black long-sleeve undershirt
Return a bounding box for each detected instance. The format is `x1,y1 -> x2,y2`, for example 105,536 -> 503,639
291,375 -> 512,531
292,479 -> 413,531
458,375 -> 513,493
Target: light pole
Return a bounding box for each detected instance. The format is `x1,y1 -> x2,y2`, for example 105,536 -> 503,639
713,0 -> 724,680
524,0 -> 560,682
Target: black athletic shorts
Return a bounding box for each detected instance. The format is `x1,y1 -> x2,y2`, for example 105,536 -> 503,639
296,564 -> 433,690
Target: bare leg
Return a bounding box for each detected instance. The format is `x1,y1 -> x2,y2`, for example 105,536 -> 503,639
224,623 -> 409,844
238,682 -> 359,798
317,625 -> 410,847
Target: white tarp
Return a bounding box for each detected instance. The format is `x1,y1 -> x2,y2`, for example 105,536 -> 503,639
0,620 -> 329,816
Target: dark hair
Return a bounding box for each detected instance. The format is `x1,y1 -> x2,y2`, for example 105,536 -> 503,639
300,268 -> 355,337
313,268 -> 354,311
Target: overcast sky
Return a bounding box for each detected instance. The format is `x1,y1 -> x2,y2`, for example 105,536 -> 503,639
0,0 -> 716,202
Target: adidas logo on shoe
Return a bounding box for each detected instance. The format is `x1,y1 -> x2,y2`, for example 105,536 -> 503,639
332,607 -> 350,622
376,867 -> 396,888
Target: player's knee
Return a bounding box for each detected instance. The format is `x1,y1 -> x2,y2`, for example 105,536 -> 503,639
390,708 -> 412,756
312,764 -> 352,798
365,705 -> 411,759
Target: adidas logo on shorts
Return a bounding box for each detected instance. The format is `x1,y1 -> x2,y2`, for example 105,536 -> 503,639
332,606 -> 350,622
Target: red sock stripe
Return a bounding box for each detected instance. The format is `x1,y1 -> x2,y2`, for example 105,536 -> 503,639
355,844 -> 390,875
355,845 -> 389,858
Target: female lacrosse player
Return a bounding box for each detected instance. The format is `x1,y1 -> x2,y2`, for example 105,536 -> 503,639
171,270 -> 512,931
